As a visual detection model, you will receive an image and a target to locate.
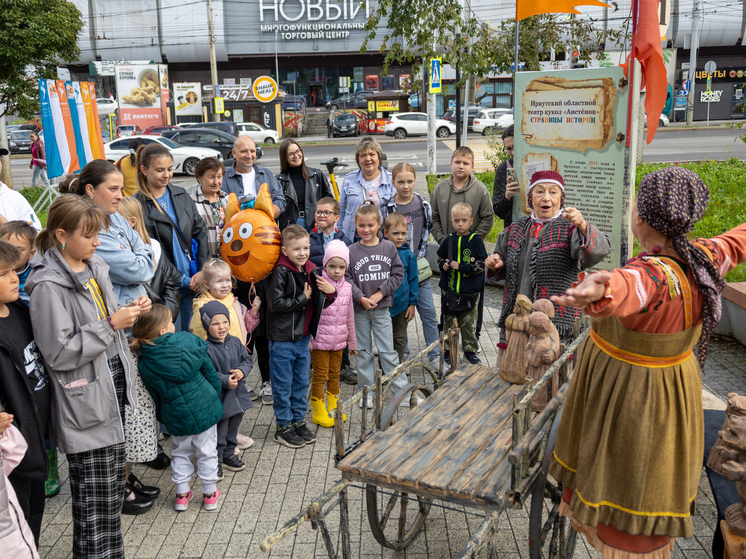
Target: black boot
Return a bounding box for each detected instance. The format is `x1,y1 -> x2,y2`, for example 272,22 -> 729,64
122,483 -> 154,515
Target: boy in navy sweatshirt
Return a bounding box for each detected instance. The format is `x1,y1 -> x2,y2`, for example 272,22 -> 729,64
437,202 -> 487,365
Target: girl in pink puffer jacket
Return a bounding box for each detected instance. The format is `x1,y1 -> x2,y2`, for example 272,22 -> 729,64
310,240 -> 357,428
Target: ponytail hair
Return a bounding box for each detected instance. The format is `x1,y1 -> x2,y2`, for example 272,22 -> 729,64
130,304 -> 172,353
66,160 -> 122,229
136,143 -> 173,214
35,194 -> 107,255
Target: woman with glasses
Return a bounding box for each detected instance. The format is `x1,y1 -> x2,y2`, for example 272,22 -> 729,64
276,138 -> 332,231
492,124 -> 518,228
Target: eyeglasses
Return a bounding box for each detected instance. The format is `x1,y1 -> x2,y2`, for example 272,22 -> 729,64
315,210 -> 337,217
287,149 -> 303,158
504,146 -> 514,153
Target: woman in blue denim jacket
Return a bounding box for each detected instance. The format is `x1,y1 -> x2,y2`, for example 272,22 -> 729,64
338,137 -> 395,241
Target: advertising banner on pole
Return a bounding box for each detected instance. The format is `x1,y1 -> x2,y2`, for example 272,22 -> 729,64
159,65 -> 170,124
38,80 -> 64,179
72,82 -> 94,165
87,83 -> 105,156
55,81 -> 80,175
174,83 -> 203,116
115,65 -> 163,129
80,82 -> 101,160
65,82 -> 90,168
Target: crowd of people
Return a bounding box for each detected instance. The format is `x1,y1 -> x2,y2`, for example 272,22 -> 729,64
0,124 -> 744,559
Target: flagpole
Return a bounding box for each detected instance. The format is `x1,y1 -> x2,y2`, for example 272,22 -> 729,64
625,0 -> 639,148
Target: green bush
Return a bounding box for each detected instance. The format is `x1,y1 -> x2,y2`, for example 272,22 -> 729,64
18,186 -> 48,227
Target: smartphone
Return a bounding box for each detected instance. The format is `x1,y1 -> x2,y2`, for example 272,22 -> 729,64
506,167 -> 517,184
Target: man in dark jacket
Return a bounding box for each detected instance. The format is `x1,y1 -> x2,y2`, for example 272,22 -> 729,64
492,125 -> 518,228
222,136 -> 285,218
267,225 -> 336,449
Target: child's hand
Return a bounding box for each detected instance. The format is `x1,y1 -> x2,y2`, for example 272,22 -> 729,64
0,412 -> 13,436
350,349 -> 358,356
251,297 -> 261,316
230,369 -> 244,382
405,305 -> 416,322
303,282 -> 312,300
369,291 -> 383,304
485,254 -> 503,271
442,260 -> 450,272
315,276 -> 335,294
360,297 -> 377,310
449,260 -> 460,271
228,373 -> 238,389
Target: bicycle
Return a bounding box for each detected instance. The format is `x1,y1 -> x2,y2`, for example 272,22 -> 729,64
321,157 -> 348,201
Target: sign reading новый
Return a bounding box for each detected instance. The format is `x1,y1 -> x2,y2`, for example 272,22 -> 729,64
253,76 -> 279,103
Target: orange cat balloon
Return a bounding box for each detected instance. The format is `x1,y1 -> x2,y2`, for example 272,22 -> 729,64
219,183 -> 281,283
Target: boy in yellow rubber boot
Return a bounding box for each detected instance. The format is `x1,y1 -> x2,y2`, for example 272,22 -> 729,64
309,240 -> 357,427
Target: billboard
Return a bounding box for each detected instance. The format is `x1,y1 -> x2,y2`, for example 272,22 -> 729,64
115,64 -> 163,129
174,82 -> 203,116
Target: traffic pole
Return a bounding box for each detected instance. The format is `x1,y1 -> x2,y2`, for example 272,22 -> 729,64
686,0 -> 702,126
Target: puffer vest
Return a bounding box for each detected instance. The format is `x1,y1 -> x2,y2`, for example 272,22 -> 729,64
311,271 -> 353,351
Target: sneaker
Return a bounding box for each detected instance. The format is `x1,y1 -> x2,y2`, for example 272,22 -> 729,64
358,394 -> 374,409
464,352 -> 481,365
174,489 -> 193,512
217,465 -> 224,481
274,425 -> 305,449
236,433 -> 255,450
223,454 -> 246,472
203,489 -> 221,511
340,366 -> 358,385
292,422 -> 317,444
260,381 -> 274,405
248,389 -> 258,401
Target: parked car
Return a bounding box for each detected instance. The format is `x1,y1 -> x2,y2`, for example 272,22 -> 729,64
182,121 -> 239,137
104,135 -> 222,176
117,125 -> 143,137
143,125 -> 180,135
6,125 -> 22,142
442,105 -> 481,131
236,122 -> 280,144
162,128 -> 261,160
332,113 -> 360,137
494,110 -> 514,130
97,97 -> 119,117
473,108 -> 513,135
9,130 -> 33,153
326,90 -> 375,111
644,112 -> 670,128
384,112 -> 455,139
282,95 -> 306,111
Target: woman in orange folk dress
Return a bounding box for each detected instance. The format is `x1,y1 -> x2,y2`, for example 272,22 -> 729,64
549,166 -> 746,559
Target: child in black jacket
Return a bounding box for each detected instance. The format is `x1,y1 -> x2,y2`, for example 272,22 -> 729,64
201,301 -> 253,479
437,202 -> 487,365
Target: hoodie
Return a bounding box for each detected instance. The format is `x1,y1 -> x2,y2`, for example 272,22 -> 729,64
25,249 -> 137,454
430,173 -> 494,244
137,332 -> 223,436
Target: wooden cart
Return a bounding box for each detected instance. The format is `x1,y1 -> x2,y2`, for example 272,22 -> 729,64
261,325 -> 587,558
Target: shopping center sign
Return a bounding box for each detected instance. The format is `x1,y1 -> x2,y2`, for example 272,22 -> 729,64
258,0 -> 369,41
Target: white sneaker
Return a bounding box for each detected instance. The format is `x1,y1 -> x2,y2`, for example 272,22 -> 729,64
236,433 -> 254,450
260,381 -> 273,405
400,395 -> 425,408
358,394 -> 374,409
429,358 -> 450,373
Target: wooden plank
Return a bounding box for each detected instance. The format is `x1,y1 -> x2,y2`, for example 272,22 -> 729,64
337,365 -> 497,476
416,385 -> 520,494
387,378 -> 517,488
343,366 -> 504,480
450,424 -> 515,501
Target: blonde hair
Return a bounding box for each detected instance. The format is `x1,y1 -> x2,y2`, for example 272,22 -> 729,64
354,137 -> 383,169
131,304 -> 172,353
117,197 -> 151,245
35,195 -> 106,255
384,212 -> 407,232
391,162 -> 416,182
451,202 -> 473,217
201,258 -> 232,294
281,224 -> 310,246
136,143 -> 173,215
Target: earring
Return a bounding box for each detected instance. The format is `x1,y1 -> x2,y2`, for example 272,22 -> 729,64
62,242 -> 66,251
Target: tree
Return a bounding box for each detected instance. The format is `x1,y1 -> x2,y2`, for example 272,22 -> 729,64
0,0 -> 84,118
363,1 -> 626,84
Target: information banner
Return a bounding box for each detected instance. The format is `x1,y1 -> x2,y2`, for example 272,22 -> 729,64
115,65 -> 163,129
159,65 -> 170,124
174,82 -> 202,116
514,67 -> 640,269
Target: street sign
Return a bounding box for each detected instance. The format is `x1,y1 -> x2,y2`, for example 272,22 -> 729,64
253,76 -> 278,103
682,79 -> 690,92
214,97 -> 225,114
429,58 -> 442,94
706,76 -> 712,94
704,60 -> 717,75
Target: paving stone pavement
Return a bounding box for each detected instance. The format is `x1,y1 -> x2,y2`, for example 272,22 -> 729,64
38,283 -> 745,558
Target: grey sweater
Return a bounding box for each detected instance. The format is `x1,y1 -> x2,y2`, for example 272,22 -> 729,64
346,240 -> 403,310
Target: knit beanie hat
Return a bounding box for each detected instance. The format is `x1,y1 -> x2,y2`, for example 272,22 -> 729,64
200,300 -> 230,331
528,170 -> 564,191
323,239 -> 350,267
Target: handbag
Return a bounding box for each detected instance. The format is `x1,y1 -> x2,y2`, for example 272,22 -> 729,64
417,257 -> 432,283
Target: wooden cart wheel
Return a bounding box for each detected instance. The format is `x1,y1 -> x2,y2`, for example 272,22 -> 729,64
529,479 -> 577,559
365,484 -> 432,550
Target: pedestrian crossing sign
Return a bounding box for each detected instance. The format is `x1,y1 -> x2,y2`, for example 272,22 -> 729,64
429,58 -> 442,94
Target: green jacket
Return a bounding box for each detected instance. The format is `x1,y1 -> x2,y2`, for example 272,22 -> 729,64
138,332 -> 223,436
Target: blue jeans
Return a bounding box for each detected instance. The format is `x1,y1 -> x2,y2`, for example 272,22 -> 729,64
354,308 -> 408,394
416,279 -> 440,361
297,216 -> 308,231
269,335 -> 311,427
176,289 -> 195,332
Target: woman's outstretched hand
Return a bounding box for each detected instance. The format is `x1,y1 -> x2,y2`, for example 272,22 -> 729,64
551,271 -> 612,308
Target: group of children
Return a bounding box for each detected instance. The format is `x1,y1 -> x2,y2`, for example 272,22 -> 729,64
0,150 -> 490,545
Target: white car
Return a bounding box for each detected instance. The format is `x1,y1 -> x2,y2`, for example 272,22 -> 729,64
97,97 -> 119,117
494,110 -> 514,130
384,112 -> 456,139
644,113 -> 670,127
236,122 -> 280,144
473,108 -> 512,135
103,135 -> 222,176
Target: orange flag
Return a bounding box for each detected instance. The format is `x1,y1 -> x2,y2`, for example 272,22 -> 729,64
516,0 -> 609,21
621,0 -> 667,143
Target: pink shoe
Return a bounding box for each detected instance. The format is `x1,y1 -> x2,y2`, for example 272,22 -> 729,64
236,433 -> 254,450
174,489 -> 193,512
203,489 -> 221,511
